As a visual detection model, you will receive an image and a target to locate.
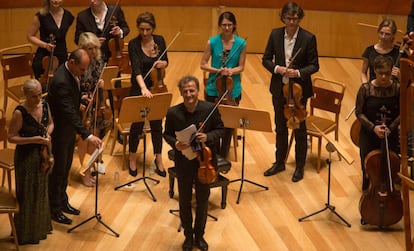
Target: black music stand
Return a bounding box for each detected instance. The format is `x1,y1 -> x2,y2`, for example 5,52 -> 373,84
114,93 -> 172,201
218,105 -> 272,204
298,123 -> 353,227
68,142 -> 119,236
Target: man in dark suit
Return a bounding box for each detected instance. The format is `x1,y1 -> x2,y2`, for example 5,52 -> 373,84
75,0 -> 130,63
262,2 -> 319,182
48,49 -> 102,224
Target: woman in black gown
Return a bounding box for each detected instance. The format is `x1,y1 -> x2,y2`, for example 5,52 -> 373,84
8,79 -> 54,245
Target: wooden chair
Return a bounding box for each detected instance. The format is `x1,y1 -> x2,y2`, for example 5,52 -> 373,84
106,77 -> 131,170
0,109 -> 14,193
0,44 -> 33,112
287,77 -> 345,172
0,191 -> 19,250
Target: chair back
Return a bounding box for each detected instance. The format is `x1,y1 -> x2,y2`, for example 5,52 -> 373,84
310,77 -> 346,124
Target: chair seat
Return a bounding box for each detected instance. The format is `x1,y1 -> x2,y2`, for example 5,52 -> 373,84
0,193 -> 19,212
306,115 -> 336,135
0,148 -> 15,167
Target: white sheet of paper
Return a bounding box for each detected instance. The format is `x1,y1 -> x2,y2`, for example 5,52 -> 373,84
175,124 -> 197,160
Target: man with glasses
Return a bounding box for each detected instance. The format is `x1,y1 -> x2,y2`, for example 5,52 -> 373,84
262,1 -> 319,182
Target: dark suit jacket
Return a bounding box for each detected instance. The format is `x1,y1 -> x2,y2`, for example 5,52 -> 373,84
408,1 -> 414,34
262,27 -> 319,99
75,4 -> 130,61
47,64 -> 90,140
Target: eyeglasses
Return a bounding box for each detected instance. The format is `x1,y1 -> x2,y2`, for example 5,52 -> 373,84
375,70 -> 392,76
284,16 -> 300,22
221,23 -> 234,28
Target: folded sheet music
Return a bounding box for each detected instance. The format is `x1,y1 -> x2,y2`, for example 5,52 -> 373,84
175,124 -> 197,160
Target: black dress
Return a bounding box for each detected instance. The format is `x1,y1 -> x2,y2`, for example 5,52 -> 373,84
32,9 -> 74,79
14,100 -> 52,245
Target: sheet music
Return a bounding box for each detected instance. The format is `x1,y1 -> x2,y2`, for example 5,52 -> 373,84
175,124 -> 197,160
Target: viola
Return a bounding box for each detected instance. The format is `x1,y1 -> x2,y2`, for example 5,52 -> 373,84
359,107 -> 402,227
107,16 -> 125,70
39,34 -> 58,92
149,44 -> 168,93
40,124 -> 54,174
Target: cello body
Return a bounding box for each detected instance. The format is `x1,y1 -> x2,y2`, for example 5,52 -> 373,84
359,148 -> 402,227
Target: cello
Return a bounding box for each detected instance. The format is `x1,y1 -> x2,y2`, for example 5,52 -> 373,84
39,34 -> 58,92
282,48 -> 307,129
359,106 -> 402,227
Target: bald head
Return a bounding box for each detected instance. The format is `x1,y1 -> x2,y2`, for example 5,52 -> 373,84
67,48 -> 90,77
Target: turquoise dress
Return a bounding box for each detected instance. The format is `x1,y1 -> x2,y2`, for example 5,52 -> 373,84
205,34 -> 246,98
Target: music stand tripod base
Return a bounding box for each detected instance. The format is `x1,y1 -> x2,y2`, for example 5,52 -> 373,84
298,157 -> 351,227
68,148 -> 119,236
218,105 -> 272,204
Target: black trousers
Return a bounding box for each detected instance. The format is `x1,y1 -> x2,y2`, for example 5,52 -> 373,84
129,120 -> 163,154
177,169 -> 210,239
49,130 -> 76,214
272,95 -> 307,168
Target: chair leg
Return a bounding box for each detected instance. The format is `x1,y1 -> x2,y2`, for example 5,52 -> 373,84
7,170 -> 11,193
317,137 -> 322,173
1,169 -> 4,188
221,183 -> 228,209
8,213 -> 19,250
285,130 -> 294,163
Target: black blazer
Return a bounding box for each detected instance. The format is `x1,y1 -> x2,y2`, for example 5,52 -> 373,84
75,4 -> 130,61
47,64 -> 90,140
262,27 -> 319,99
408,1 -> 414,34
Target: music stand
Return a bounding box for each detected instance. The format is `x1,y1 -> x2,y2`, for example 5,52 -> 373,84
68,139 -> 119,236
298,122 -> 353,227
114,93 -> 172,201
218,105 -> 272,203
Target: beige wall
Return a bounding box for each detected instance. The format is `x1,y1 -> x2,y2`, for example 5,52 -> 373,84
0,6 -> 406,58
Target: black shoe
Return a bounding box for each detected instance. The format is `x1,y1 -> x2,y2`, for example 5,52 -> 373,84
264,163 -> 285,176
51,212 -> 72,225
182,236 -> 193,251
62,203 -> 80,215
154,159 -> 166,177
129,163 -> 137,177
292,167 -> 304,182
194,238 -> 208,251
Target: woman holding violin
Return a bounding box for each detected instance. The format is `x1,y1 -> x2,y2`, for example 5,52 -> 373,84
200,11 -> 246,158
164,76 -> 225,251
77,32 -> 111,187
8,79 -> 54,244
127,12 -> 168,177
27,0 -> 74,83
360,19 -> 401,83
356,55 -> 400,192
262,2 -> 319,182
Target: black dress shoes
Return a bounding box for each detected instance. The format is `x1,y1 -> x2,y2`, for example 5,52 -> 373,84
292,167 -> 304,182
154,159 -> 166,177
182,236 -> 193,251
264,163 -> 286,176
62,203 -> 80,215
51,212 -> 72,225
194,238 -> 208,251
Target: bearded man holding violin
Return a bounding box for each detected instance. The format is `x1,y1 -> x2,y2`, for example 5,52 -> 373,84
164,76 -> 225,251
262,1 -> 319,182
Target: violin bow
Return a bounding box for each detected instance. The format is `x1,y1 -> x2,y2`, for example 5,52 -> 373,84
142,30 -> 182,81
100,0 -> 121,37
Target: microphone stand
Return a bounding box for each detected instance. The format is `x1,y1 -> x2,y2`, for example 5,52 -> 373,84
298,142 -> 351,227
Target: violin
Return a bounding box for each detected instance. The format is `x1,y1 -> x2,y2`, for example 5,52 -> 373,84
195,123 -> 216,184
190,92 -> 228,184
40,124 -> 54,174
107,16 -> 125,70
282,48 -> 307,129
149,43 -> 168,93
39,34 -> 58,92
359,106 -> 402,227
215,50 -> 236,105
